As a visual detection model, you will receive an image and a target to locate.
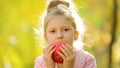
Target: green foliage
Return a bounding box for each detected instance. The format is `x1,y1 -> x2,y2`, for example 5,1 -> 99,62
0,0 -> 45,68
74,0 -> 120,68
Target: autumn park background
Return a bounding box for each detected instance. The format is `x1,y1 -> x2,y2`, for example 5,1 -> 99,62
0,0 -> 120,68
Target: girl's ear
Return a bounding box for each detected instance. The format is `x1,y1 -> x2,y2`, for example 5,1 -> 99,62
74,31 -> 79,40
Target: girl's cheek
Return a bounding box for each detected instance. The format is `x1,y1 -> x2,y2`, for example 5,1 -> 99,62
48,35 -> 56,41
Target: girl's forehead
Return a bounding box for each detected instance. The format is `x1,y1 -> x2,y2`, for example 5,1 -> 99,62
47,15 -> 71,25
44,15 -> 75,30
46,17 -> 72,28
47,22 -> 72,30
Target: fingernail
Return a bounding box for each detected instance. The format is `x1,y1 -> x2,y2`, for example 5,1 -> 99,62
62,44 -> 64,47
58,52 -> 60,54
60,47 -> 62,49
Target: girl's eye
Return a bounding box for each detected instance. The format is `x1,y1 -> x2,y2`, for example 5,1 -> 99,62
64,29 -> 69,31
50,30 -> 56,33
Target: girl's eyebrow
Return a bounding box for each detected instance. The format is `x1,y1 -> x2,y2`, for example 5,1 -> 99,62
49,25 -> 70,29
62,25 -> 71,28
48,24 -> 71,29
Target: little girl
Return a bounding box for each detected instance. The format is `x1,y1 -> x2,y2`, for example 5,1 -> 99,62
34,0 -> 96,68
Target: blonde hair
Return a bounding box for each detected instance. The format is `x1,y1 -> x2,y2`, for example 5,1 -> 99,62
43,0 -> 76,33
40,0 -> 85,49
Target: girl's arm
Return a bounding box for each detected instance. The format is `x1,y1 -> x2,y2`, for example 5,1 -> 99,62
34,56 -> 44,68
84,53 -> 97,68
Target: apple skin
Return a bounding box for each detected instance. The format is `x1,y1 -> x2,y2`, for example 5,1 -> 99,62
52,41 -> 66,63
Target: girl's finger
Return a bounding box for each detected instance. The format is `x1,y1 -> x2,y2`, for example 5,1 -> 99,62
66,43 -> 74,54
60,46 -> 69,57
61,44 -> 72,56
58,51 -> 66,60
48,48 -> 55,56
45,42 -> 54,53
47,42 -> 54,48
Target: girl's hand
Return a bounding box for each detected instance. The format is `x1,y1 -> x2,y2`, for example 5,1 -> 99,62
43,42 -> 55,68
58,43 -> 76,68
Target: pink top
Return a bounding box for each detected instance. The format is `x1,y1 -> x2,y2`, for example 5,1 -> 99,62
34,49 -> 96,68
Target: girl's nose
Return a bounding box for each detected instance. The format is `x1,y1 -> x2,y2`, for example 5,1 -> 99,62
57,32 -> 64,39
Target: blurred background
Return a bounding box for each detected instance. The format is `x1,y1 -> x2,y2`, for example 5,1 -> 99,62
0,0 -> 120,68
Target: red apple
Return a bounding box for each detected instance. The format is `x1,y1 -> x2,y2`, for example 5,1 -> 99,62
52,41 -> 66,63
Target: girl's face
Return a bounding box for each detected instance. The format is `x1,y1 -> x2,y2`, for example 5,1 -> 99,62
45,15 -> 78,46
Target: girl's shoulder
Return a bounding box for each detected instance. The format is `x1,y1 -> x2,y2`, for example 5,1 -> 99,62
34,55 -> 46,68
77,49 -> 95,60
74,49 -> 96,68
35,55 -> 45,63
